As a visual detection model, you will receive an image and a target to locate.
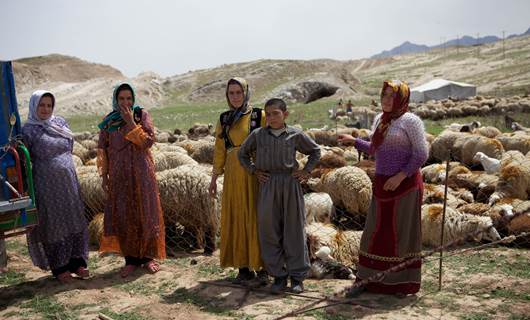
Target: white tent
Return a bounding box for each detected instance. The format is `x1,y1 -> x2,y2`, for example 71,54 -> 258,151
410,79 -> 476,103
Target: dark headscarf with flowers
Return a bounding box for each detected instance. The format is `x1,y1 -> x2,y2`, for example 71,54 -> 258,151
220,77 -> 251,140
369,80 -> 410,153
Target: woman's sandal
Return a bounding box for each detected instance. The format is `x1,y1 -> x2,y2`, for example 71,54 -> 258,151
57,271 -> 74,284
120,264 -> 137,278
143,260 -> 160,274
74,267 -> 90,279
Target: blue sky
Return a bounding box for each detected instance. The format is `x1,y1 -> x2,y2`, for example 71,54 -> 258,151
1,0 -> 529,77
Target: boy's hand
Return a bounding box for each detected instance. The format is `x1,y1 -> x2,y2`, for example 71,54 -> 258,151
292,170 -> 310,182
255,170 -> 270,184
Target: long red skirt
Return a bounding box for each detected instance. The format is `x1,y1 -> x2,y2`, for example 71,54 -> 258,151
356,171 -> 423,294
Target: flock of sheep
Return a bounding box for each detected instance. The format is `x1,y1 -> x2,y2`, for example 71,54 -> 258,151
71,96 -> 530,280
330,94 -> 530,125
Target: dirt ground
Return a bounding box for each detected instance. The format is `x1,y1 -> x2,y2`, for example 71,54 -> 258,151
1,236 -> 529,320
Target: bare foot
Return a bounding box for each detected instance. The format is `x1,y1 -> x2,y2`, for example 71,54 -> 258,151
0,267 -> 8,274
74,266 -> 90,279
120,264 -> 137,278
57,271 -> 73,284
143,260 -> 160,274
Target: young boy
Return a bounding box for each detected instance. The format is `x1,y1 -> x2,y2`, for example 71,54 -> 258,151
238,98 -> 321,294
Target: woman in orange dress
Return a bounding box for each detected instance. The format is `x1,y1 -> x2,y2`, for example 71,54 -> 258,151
97,82 -> 165,277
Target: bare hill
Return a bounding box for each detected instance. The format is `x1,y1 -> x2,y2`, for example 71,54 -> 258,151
13,55 -> 167,118
11,34 -> 530,118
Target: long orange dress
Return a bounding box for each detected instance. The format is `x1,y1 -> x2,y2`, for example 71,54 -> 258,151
97,108 -> 165,260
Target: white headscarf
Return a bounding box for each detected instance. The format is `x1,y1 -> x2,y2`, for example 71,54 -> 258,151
26,90 -> 73,139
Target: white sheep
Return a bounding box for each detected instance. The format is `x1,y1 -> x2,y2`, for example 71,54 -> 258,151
423,183 -> 463,209
72,155 -> 84,168
156,164 -> 221,252
421,204 -> 501,247
496,131 -> 530,155
152,151 -> 198,172
154,143 -> 188,154
190,140 -> 215,164
88,212 -> 104,246
473,151 -> 501,174
305,130 -> 337,147
307,166 -> 372,215
73,141 -> 90,163
304,192 -> 335,225
421,162 -> 468,184
452,134 -> 504,166
430,130 -> 468,162
474,126 -> 502,139
76,166 -> 105,218
305,222 -> 362,269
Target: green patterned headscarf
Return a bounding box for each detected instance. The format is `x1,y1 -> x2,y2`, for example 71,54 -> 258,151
98,82 -> 143,132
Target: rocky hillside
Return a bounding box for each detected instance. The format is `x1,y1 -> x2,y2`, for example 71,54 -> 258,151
13,55 -> 167,118
11,33 -> 530,118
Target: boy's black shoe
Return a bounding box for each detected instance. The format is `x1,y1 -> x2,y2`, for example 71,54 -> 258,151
270,276 -> 288,294
290,278 -> 304,294
232,268 -> 255,285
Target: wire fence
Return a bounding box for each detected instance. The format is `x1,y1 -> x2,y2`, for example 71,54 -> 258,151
70,115 -> 530,261
1,100 -> 528,318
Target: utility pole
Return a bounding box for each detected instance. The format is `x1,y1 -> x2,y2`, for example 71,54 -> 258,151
502,30 -> 506,59
456,34 -> 459,55
476,33 -> 480,58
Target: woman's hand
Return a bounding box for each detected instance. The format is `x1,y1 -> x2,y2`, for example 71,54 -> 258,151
102,174 -> 109,193
292,170 -> 310,182
383,172 -> 407,191
255,170 -> 270,184
337,134 -> 356,146
209,174 -> 218,197
119,104 -> 135,127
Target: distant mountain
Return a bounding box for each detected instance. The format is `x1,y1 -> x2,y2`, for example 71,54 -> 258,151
433,35 -> 500,48
371,26 -> 530,59
371,41 -> 430,59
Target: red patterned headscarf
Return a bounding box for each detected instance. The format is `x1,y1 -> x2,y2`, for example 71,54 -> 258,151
369,80 -> 410,153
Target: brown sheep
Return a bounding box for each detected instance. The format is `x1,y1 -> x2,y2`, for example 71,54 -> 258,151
489,153 -> 530,205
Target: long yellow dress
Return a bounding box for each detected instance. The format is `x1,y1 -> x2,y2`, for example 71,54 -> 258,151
213,109 -> 266,270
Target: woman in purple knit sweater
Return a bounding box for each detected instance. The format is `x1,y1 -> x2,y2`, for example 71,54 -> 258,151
338,80 -> 428,296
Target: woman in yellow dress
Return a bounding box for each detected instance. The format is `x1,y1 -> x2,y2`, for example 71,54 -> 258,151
208,77 -> 267,284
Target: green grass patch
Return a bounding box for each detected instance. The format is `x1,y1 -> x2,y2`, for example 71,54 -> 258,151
0,270 -> 26,286
115,279 -> 157,296
64,97 -> 366,133
99,307 -> 147,320
197,263 -> 224,277
5,238 -> 29,256
490,288 -> 530,302
20,295 -> 77,320
306,310 -> 351,320
163,287 -> 237,316
460,312 -> 492,320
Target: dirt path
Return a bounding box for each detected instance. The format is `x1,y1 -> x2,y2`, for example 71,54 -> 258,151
1,236 -> 529,319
